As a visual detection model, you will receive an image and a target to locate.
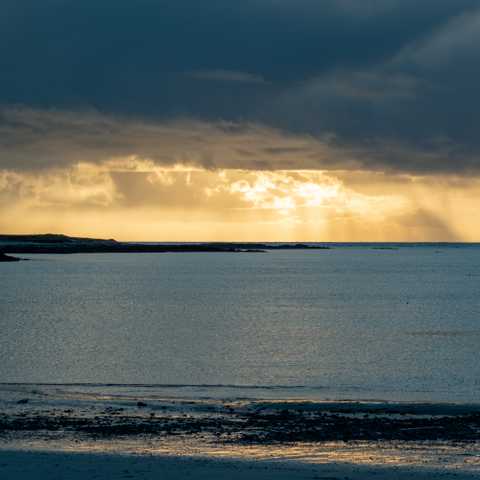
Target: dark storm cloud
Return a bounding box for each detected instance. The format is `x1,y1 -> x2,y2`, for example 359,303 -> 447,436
0,107 -> 348,171
1,0 -> 479,173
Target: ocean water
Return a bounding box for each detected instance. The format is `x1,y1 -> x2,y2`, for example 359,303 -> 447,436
1,247 -> 480,402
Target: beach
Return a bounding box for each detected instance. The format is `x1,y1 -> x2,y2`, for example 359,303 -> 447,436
1,383 -> 479,478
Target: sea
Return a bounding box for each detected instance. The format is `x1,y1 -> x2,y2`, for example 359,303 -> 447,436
2,245 -> 480,404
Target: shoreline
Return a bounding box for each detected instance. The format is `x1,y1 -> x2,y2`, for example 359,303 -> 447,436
4,233 -> 480,255
1,385 -> 479,475
0,234 -> 331,254
2,383 -> 480,443
2,398 -> 480,443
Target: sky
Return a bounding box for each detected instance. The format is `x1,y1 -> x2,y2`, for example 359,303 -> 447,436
1,0 -> 480,241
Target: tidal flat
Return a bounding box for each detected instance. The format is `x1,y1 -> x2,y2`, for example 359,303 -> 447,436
1,385 -> 479,478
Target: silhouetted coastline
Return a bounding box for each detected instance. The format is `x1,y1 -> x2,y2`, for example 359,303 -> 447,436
0,234 -> 330,254
0,252 -> 22,262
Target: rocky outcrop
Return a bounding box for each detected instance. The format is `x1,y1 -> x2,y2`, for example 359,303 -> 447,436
0,253 -> 21,262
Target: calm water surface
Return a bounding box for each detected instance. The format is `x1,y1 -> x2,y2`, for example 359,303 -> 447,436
1,248 -> 480,402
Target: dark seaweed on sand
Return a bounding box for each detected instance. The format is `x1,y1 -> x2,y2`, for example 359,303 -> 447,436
2,408 -> 480,444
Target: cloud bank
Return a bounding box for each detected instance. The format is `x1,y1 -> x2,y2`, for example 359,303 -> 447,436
1,1 -> 480,174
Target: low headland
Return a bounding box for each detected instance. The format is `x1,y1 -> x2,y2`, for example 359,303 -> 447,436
0,234 -> 330,254
0,252 -> 22,262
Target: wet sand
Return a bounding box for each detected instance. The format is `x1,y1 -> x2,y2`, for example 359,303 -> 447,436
1,449 -> 479,480
2,397 -> 480,442
1,385 -> 480,478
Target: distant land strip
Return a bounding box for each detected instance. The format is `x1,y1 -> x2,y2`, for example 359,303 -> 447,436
0,234 -> 330,254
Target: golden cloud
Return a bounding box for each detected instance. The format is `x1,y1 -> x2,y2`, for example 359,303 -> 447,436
2,160 -> 480,241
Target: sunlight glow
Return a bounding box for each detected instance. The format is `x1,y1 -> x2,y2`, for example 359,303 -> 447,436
2,161 -> 480,241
